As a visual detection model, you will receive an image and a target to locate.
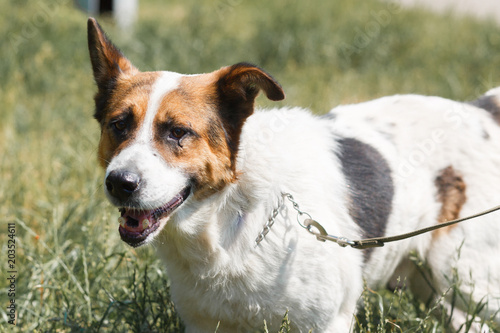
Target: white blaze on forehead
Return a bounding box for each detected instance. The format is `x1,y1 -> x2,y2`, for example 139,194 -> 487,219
136,71 -> 182,143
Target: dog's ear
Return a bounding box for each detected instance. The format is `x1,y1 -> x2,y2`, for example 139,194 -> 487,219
87,17 -> 137,90
215,63 -> 285,157
216,63 -> 285,105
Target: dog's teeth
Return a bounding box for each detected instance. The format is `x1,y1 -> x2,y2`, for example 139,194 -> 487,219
142,219 -> 150,229
118,216 -> 126,227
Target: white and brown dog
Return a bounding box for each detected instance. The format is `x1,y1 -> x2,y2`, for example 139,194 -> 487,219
88,18 -> 499,332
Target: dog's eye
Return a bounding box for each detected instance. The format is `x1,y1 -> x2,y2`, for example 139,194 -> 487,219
113,120 -> 127,132
170,128 -> 187,140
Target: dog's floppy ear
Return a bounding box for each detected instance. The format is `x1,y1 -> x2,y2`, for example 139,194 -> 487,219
216,63 -> 285,158
216,63 -> 285,104
87,17 -> 137,90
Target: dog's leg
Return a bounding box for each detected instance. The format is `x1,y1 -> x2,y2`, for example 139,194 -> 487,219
421,241 -> 500,332
444,305 -> 491,333
322,296 -> 358,332
327,312 -> 355,333
390,247 -> 497,333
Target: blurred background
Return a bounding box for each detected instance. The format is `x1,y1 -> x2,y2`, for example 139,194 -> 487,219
1,0 -> 499,331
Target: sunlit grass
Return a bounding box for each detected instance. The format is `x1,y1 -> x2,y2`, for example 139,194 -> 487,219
1,0 -> 499,331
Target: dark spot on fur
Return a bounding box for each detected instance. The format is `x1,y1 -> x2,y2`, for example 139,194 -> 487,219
469,95 -> 500,125
207,117 -> 227,150
123,77 -> 157,95
378,130 -> 394,142
336,138 -> 394,261
93,79 -> 118,122
434,166 -> 466,237
321,113 -> 336,121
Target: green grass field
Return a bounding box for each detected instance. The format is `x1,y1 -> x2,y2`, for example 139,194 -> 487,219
1,0 -> 500,331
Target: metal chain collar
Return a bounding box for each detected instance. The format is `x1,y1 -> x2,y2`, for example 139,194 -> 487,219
254,197 -> 282,246
255,192 -> 315,246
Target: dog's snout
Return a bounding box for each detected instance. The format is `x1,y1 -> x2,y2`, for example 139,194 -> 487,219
106,170 -> 140,202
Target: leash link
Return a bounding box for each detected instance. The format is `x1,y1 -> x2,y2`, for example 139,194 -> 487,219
303,218 -> 359,247
282,193 -> 312,229
283,193 -> 360,248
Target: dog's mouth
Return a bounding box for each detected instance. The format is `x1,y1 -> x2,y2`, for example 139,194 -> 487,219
118,186 -> 191,247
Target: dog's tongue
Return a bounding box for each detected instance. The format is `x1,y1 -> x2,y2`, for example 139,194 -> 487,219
119,209 -> 155,232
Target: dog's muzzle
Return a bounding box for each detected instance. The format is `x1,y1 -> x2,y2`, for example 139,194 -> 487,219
105,169 -> 191,247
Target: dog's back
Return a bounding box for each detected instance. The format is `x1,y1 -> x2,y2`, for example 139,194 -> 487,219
328,93 -> 500,327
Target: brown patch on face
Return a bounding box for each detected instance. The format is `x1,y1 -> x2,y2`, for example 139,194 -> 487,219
97,72 -> 160,167
152,73 -> 235,198
434,166 -> 467,236
148,64 -> 284,199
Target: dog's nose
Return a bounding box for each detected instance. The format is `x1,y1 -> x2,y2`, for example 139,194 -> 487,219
105,170 -> 140,202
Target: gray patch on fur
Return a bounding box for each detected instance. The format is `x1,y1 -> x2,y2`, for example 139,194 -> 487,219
469,95 -> 500,124
320,112 -> 337,121
336,138 -> 394,261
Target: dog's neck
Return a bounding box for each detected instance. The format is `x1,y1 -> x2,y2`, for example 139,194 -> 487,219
155,180 -> 281,278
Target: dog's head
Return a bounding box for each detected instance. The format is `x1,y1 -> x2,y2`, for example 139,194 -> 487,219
87,18 -> 285,247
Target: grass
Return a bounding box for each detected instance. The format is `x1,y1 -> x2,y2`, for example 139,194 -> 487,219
355,252 -> 500,333
1,0 -> 500,331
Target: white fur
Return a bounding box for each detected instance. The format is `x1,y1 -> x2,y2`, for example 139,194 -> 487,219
119,91 -> 500,331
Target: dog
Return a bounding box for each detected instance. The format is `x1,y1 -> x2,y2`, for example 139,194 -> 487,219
87,18 -> 500,332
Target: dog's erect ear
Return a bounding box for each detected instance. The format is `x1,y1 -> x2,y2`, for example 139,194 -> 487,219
216,63 -> 285,158
87,17 -> 137,89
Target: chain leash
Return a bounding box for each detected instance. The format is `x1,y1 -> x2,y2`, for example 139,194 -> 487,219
255,192 -> 500,249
